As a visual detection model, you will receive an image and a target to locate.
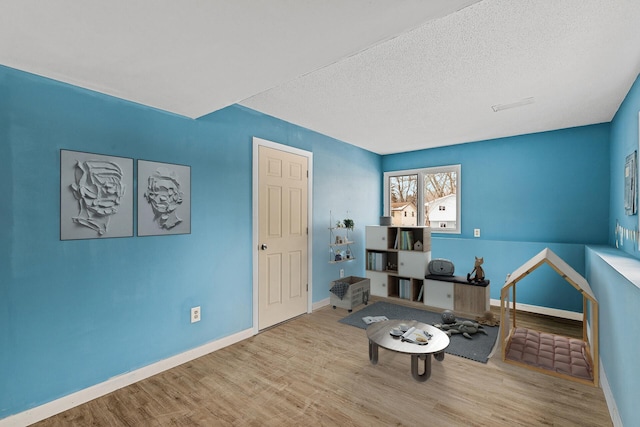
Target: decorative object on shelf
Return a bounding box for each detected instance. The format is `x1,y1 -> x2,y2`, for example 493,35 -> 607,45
414,240 -> 423,251
380,216 -> 392,226
467,256 -> 488,285
343,218 -> 354,230
329,210 -> 355,264
428,258 -> 455,276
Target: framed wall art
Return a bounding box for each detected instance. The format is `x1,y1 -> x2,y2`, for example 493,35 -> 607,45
137,160 -> 191,236
60,149 -> 134,240
625,150 -> 637,215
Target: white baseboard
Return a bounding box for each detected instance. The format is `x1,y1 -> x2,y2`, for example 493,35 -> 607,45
4,302 -> 617,427
0,328 -> 254,427
490,298 -> 583,321
599,361 -> 622,427
313,297 -> 330,311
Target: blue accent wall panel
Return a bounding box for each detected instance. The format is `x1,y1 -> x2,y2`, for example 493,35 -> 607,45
382,124 -> 610,312
599,73 -> 640,426
383,125 -> 610,244
0,65 -> 380,419
586,247 -> 640,427
609,73 -> 640,256
433,238 -> 585,312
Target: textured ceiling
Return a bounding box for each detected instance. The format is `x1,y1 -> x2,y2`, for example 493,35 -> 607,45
0,0 -> 477,118
1,0 -> 639,154
242,0 -> 640,153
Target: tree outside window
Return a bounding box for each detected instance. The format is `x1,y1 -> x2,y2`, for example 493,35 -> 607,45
385,165 -> 460,233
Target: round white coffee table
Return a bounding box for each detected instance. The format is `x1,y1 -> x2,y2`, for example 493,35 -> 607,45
366,319 -> 450,382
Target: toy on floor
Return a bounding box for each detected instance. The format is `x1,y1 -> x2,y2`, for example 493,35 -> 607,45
476,310 -> 500,327
433,310 -> 488,339
467,256 -> 489,285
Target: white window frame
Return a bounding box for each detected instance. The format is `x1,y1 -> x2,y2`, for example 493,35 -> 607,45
383,164 -> 461,234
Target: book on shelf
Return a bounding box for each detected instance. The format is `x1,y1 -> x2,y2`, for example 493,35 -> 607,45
367,252 -> 387,271
401,230 -> 414,250
394,230 -> 415,250
398,278 -> 411,300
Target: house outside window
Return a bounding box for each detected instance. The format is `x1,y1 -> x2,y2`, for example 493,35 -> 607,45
384,165 -> 460,233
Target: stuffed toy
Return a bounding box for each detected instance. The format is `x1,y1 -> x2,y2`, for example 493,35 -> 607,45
434,310 -> 488,339
467,256 -> 487,284
475,310 -> 500,327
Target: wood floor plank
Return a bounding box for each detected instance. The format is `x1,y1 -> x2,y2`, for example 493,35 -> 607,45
32,298 -> 611,426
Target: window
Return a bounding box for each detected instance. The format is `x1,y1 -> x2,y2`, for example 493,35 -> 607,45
384,165 -> 461,233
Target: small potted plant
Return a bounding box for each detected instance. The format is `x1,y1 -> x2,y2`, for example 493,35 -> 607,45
343,218 -> 354,230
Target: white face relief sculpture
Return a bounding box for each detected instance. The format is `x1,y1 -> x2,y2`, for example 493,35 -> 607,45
70,160 -> 125,235
144,167 -> 184,230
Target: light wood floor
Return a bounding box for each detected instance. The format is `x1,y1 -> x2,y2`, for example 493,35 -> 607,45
33,298 -> 611,426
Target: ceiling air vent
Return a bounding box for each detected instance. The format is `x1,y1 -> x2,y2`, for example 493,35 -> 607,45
491,97 -> 535,112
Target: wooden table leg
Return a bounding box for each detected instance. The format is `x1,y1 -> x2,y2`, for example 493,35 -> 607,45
411,354 -> 432,382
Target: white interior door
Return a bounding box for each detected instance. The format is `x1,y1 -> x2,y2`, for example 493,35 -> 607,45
256,143 -> 309,330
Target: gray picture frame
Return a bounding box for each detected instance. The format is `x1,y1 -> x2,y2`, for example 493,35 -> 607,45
137,160 -> 191,236
60,149 -> 134,240
625,150 -> 637,215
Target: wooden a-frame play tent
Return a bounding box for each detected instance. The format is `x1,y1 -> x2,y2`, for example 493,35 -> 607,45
500,248 -> 599,386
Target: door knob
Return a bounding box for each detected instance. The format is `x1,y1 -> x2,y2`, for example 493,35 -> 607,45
260,244 -> 268,250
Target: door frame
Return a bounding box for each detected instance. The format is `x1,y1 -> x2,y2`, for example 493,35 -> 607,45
252,137 -> 313,334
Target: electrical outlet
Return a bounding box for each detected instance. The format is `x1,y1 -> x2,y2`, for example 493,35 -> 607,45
340,269 -> 345,278
474,228 -> 481,238
191,306 -> 201,323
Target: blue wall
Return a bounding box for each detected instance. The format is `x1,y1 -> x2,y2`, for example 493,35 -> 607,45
0,65 -> 380,418
587,73 -> 640,427
586,247 -> 640,427
3,59 -> 639,425
383,125 -> 610,311
609,74 -> 640,256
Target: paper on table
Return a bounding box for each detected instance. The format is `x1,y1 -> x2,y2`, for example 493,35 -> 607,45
401,326 -> 431,345
362,315 -> 389,325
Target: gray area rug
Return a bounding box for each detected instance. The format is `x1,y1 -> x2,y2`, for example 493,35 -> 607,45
339,301 -> 499,363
